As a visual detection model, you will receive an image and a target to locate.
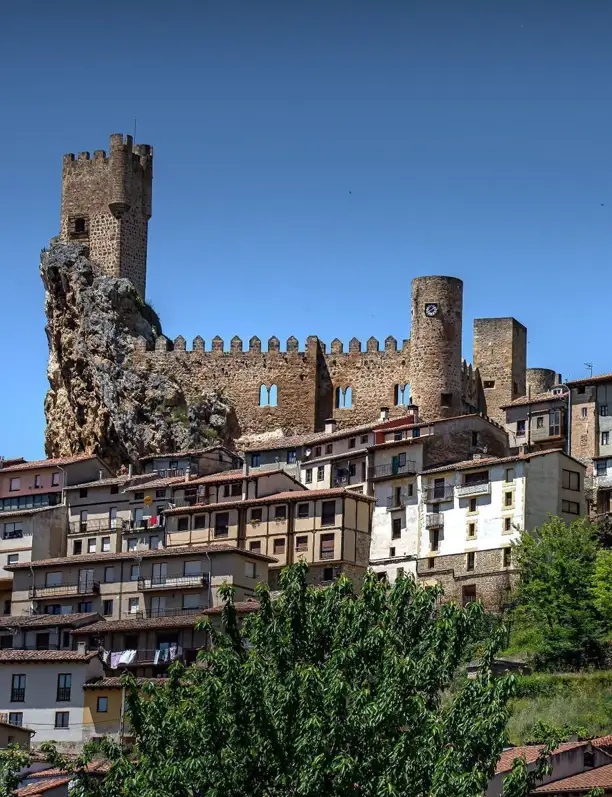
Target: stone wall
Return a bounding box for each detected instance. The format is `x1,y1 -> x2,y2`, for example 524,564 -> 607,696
526,367 -> 561,395
570,385 -> 597,469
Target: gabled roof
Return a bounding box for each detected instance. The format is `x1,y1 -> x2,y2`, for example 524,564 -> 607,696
29,761 -> 110,778
138,445 -> 239,462
238,422 -> 376,453
421,448 -> 583,476
0,455 -> 103,474
16,777 -> 71,796
567,373 -> 612,387
533,762 -> 612,792
0,649 -> 99,662
495,741 -> 586,774
0,719 -> 34,734
500,391 -> 566,409
0,505 -> 65,519
0,612 -> 101,630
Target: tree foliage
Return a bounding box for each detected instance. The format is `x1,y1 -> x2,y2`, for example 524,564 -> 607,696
47,564 -> 518,797
592,549 -> 612,626
0,746 -> 30,797
511,516 -> 604,670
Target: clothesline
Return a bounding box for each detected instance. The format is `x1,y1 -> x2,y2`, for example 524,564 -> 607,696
100,645 -> 183,669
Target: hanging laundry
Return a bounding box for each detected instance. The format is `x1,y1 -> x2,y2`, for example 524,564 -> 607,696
101,650 -> 110,664
110,652 -> 121,669
169,644 -> 178,661
118,649 -> 136,665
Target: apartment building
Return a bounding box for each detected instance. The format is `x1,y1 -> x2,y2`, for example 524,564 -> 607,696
0,456 -> 112,615
164,487 -> 374,589
368,414 -> 509,583
502,391 -> 568,452
139,445 -> 241,476
415,449 -> 586,609
0,614 -> 101,652
0,649 -> 104,747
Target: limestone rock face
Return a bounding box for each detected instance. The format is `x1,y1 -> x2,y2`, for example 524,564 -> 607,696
42,243 -> 234,469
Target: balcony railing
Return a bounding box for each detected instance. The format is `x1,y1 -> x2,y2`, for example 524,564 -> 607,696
594,474 -> 612,490
426,513 -> 444,529
109,647 -> 195,666
369,461 -> 417,480
320,549 -> 335,560
456,481 -> 491,498
425,486 -> 454,503
137,575 -> 208,591
56,688 -> 71,702
142,606 -> 205,619
10,689 -> 25,703
386,495 -> 407,510
68,518 -> 124,535
29,581 -> 100,599
123,518 -> 165,534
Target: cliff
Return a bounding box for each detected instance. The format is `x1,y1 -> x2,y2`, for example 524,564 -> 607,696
42,242 -> 235,468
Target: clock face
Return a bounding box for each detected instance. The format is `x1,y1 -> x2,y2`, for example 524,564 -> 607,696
424,303 -> 439,318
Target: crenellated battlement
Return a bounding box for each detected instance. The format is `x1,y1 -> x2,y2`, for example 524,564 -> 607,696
62,134 -> 153,174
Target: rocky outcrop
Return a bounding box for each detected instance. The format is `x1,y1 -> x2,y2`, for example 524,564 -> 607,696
42,243 -> 235,469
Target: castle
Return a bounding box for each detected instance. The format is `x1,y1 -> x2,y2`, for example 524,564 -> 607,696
59,133 -> 559,440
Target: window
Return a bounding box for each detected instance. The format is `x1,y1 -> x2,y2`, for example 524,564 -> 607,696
297,503 -> 309,519
320,533 -> 335,559
230,482 -> 241,497
430,529 -> 440,552
412,427 -> 421,438
134,491 -> 144,501
317,466 -> 325,482
275,505 -> 287,521
464,470 -> 488,486
34,632 -> 49,650
562,500 -> 580,515
563,470 -> 580,491
505,468 -> 515,483
103,599 -> 113,616
156,489 -> 166,499
11,674 -> 25,702
348,463 -> 356,478
101,536 -> 111,552
296,536 -> 308,552
194,515 -> 207,530
8,713 -> 22,727
3,601 -> 10,615
273,538 -> 285,555
305,469 -> 313,484
536,416 -> 544,429
468,523 -> 475,538
46,572 -> 63,587
177,517 -> 189,532
7,554 -> 18,566
57,673 -> 71,702
73,216 -> 87,234
313,446 -> 322,457
287,450 -> 297,464
466,552 -> 475,571
97,697 -> 108,713
392,518 -> 402,540
321,500 -> 336,526
52,473 -> 60,487
87,538 -> 96,553
250,508 -> 263,524
9,478 -> 20,492
245,561 -> 256,579
149,535 -> 160,550
34,475 -> 42,488
504,517 -> 512,532
348,438 -> 356,450
325,444 -> 333,455
55,711 -> 70,729
184,560 -> 201,577
335,386 -> 353,409
603,432 -> 610,446
393,431 -> 403,441
440,393 -> 452,408
250,541 -> 261,552
598,460 -> 609,475
503,548 -> 512,567
581,407 -> 588,417
104,566 -> 114,583
259,384 -> 278,407
428,557 -> 435,569
183,593 -> 200,610
483,380 -> 495,389
394,486 -> 403,507
78,601 -> 92,612
389,547 -> 396,557
394,384 -> 410,405
462,585 -> 477,606
504,491 -> 513,507
3,523 -> 23,540
602,405 -> 609,417
110,483 -> 119,494
130,565 -> 140,581
79,488 -> 88,499
215,512 -> 230,538
516,420 -> 526,437
360,434 -> 369,444
169,461 -> 179,470
549,408 -> 562,437
469,498 -> 477,513
128,598 -> 140,614
323,566 -> 339,582
127,538 -> 137,551
471,431 -> 479,446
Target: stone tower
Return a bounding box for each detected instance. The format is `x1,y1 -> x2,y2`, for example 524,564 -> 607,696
60,133 -> 152,298
473,318 -> 527,425
409,276 -> 463,420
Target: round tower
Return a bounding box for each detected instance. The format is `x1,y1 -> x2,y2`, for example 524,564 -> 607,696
526,368 -> 561,396
409,276 -> 463,420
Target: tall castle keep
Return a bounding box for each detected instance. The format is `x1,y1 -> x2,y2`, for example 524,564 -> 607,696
60,133 -> 152,298
56,134 -> 543,441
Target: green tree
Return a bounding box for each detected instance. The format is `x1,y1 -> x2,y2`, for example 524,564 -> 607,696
512,516 -> 604,670
592,549 -> 612,625
0,746 -> 30,797
48,564 -> 520,797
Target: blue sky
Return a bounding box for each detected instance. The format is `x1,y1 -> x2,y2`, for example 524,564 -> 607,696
1,1 -> 611,460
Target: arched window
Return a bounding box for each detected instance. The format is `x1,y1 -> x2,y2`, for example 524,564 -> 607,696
394,384 -> 410,406
335,386 -> 353,409
259,384 -> 278,407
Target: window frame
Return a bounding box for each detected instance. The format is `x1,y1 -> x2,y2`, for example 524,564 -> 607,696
97,696 -> 109,713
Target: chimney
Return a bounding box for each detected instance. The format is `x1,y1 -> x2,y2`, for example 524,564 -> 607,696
128,464 -> 133,477
472,453 -> 482,460
379,407 -> 389,422
324,419 -> 337,434
184,466 -> 191,483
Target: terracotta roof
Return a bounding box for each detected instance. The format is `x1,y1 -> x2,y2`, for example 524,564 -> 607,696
501,392 -> 567,409
421,448 -> 581,475
202,599 -> 260,615
592,735 -> 612,748
0,649 -> 99,662
0,505 -> 64,519
567,373 -> 612,387
84,676 -> 169,689
164,487 -> 375,515
0,612 -> 101,629
16,777 -> 71,796
65,475 -> 131,490
496,742 -> 586,774
238,422 -> 376,453
0,719 -> 34,734
71,614 -> 206,635
0,455 -> 101,474
138,445 -> 237,462
30,761 -> 110,778
6,543 -> 276,569
121,475 -> 185,490
304,447 -> 368,465
533,762 -> 612,793
0,457 -> 27,468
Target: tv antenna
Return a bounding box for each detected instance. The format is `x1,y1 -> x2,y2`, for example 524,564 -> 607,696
585,362 -> 593,378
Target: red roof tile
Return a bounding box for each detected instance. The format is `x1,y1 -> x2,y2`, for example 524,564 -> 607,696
16,778 -> 71,796
138,445 -> 236,462
238,422 -> 376,453
533,762 -> 612,792
202,599 -> 260,615
592,735 -> 612,748
83,676 -> 169,689
0,649 -> 98,662
0,612 -> 101,629
567,373 -> 612,387
0,455 -> 102,473
72,614 -> 204,635
421,448 -> 581,476
500,392 -> 567,409
496,742 -> 586,775
30,761 -> 110,778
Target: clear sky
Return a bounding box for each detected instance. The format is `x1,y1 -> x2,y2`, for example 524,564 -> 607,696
1,1 -> 611,460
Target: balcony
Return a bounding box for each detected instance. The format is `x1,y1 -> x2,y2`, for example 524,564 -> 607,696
386,495 -> 408,510
110,647 -> 196,666
369,461 -> 417,480
144,606 -> 205,619
69,518 -> 123,535
29,581 -> 100,599
425,486 -> 454,503
456,481 -> 490,498
137,575 -> 209,591
594,474 -> 612,490
10,689 -> 25,703
123,518 -> 165,534
56,688 -> 71,702
425,513 -> 444,529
